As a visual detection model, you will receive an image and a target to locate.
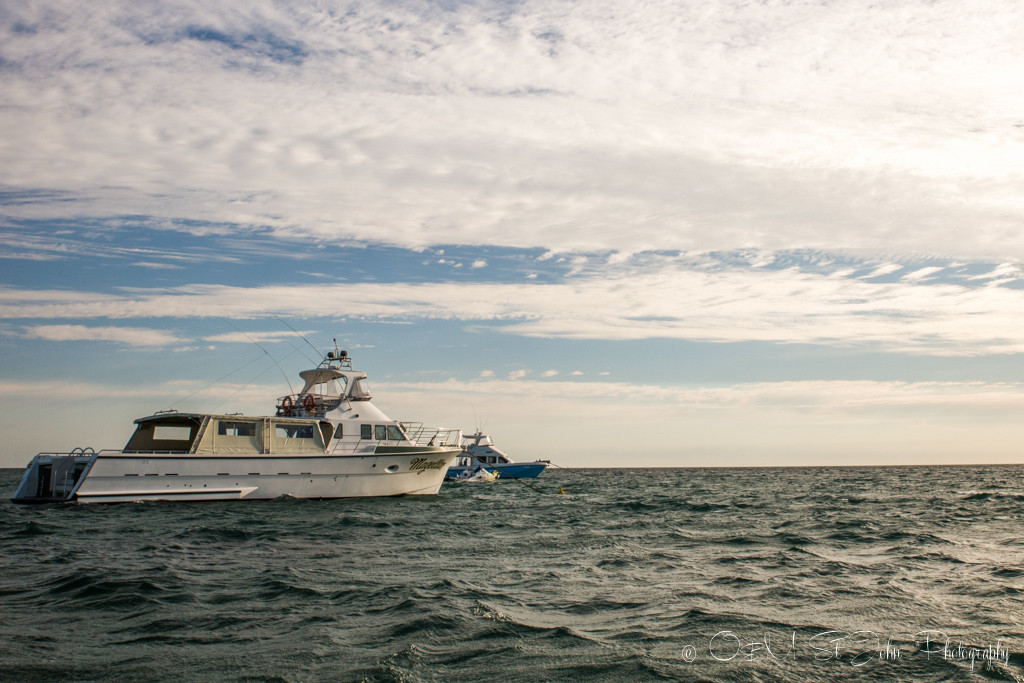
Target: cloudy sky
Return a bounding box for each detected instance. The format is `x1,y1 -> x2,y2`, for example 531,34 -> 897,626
2,0 -> 1023,468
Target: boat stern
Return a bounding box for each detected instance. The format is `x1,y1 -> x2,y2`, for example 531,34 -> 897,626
11,450 -> 97,504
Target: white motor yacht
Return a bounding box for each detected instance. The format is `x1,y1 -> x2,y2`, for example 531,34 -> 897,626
12,346 -> 461,503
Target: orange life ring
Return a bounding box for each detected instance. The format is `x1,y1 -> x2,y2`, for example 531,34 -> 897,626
279,395 -> 294,415
302,395 -> 316,412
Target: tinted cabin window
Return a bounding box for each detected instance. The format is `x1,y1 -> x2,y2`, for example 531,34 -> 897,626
154,425 -> 191,440
218,422 -> 253,436
333,424 -> 344,439
275,425 -> 314,439
361,424 -> 372,439
125,422 -> 196,453
374,425 -> 386,440
386,425 -> 404,440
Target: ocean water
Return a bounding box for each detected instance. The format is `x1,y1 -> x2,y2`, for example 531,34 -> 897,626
2,465 -> 1024,682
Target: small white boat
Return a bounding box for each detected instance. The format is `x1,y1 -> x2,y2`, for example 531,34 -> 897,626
445,431 -> 548,481
12,346 -> 462,504
463,467 -> 499,482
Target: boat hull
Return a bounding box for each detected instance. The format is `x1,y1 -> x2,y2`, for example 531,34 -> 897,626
12,449 -> 459,504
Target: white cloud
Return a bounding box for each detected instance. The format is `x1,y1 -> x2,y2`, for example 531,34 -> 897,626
19,324 -> 187,347
902,267 -> 945,282
967,262 -> 1024,284
862,263 -> 903,279
3,262 -> 1024,355
606,251 -> 632,265
381,376 -> 1024,414
1,1 -> 1023,260
134,261 -> 184,270
202,330 -> 317,344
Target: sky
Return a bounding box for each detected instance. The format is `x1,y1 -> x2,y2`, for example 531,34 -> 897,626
1,0 -> 1023,468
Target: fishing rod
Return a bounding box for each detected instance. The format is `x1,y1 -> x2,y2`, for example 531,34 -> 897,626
165,351 -> 265,410
222,318 -> 297,397
210,343 -> 305,414
266,310 -> 322,362
164,320 -> 302,412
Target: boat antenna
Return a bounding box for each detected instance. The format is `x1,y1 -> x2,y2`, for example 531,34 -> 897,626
223,318 -> 296,396
266,310 -> 322,360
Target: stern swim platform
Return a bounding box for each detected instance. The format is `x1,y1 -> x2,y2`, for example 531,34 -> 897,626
12,449 -> 98,503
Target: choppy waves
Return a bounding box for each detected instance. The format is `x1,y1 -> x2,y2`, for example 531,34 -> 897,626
2,465 -> 1024,681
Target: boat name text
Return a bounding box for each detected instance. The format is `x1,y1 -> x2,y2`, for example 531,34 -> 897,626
409,457 -> 447,474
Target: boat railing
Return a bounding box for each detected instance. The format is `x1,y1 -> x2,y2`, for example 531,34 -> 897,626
276,394 -> 340,417
19,449 -> 101,500
399,422 -> 462,448
30,448 -> 112,459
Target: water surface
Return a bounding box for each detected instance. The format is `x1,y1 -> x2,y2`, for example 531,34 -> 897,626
2,465 -> 1023,681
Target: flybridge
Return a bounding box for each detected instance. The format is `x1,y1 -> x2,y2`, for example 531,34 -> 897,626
276,348 -> 374,418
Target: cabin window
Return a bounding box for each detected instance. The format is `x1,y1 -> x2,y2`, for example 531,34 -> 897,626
276,425 -> 314,439
333,424 -> 344,439
386,425 -> 404,440
374,425 -> 386,440
218,421 -> 253,437
124,421 -> 198,453
361,424 -> 372,439
154,425 -> 192,441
